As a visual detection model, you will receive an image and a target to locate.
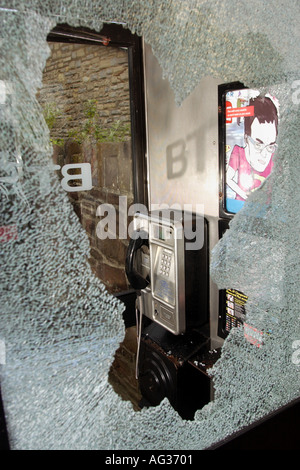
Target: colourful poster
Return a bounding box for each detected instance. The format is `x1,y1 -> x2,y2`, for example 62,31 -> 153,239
225,89 -> 279,214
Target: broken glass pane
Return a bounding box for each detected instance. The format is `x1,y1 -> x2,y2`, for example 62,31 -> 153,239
0,0 -> 299,450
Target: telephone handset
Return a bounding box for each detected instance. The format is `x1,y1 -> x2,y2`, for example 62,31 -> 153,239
125,229 -> 150,291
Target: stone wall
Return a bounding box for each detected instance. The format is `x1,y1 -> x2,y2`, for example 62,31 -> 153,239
39,41 -> 134,293
39,41 -> 131,141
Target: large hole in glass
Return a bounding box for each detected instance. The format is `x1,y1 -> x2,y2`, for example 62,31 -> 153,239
37,24 -> 143,412
38,36 -> 133,293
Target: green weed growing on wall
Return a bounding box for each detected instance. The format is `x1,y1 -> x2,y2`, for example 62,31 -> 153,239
43,99 -> 131,146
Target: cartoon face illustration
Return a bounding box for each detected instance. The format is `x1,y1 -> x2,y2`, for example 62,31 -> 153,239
244,117 -> 277,173
225,94 -> 279,206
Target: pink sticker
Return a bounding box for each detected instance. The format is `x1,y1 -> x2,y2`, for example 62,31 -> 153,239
0,225 -> 18,242
244,322 -> 264,348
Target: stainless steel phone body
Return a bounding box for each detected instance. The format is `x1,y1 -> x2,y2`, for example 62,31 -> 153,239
133,212 -> 186,334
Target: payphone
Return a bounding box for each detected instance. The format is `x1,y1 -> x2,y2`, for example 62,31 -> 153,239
125,210 -> 211,419
125,210 -> 209,335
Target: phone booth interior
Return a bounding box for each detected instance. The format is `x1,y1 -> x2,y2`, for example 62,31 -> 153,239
125,43 -> 222,419
126,42 -> 280,420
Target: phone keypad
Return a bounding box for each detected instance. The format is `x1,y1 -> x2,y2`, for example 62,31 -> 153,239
160,251 -> 172,277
